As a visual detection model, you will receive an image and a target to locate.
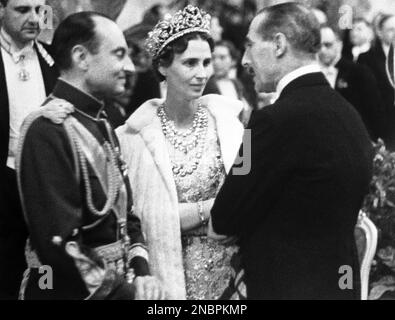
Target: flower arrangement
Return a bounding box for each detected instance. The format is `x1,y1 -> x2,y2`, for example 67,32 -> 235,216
363,140 -> 395,299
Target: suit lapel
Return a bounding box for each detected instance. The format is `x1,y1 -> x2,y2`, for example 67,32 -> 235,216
335,59 -> 347,92
375,43 -> 386,63
0,49 -> 9,139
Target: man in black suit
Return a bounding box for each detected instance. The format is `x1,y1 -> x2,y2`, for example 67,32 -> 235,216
318,25 -> 384,141
210,3 -> 373,300
358,14 -> 395,150
0,0 -> 57,299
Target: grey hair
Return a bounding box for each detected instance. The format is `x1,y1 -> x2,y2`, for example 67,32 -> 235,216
256,2 -> 321,55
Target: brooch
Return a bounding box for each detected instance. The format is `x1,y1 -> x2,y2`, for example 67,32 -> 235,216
337,78 -> 349,89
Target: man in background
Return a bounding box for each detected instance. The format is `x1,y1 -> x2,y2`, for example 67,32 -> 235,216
350,18 -> 373,62
358,14 -> 395,150
319,25 -> 383,141
0,0 -> 57,299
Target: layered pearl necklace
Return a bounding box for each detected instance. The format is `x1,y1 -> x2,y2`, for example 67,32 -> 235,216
157,103 -> 209,177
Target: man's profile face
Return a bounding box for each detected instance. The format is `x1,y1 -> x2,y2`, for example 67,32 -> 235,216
351,21 -> 372,47
318,28 -> 341,67
85,17 -> 135,100
213,45 -> 234,78
242,14 -> 277,93
0,0 -> 45,45
379,16 -> 395,46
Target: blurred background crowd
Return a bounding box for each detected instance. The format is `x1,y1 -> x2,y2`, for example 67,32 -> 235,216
2,0 -> 395,141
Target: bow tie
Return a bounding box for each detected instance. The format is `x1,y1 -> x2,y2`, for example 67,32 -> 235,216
7,47 -> 35,65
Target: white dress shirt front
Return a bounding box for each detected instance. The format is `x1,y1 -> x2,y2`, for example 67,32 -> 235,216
1,29 -> 46,169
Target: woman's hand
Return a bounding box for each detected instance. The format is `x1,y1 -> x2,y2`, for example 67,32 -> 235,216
179,198 -> 215,232
133,276 -> 166,300
42,98 -> 74,124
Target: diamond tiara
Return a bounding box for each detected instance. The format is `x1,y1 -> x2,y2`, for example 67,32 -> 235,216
145,5 -> 211,59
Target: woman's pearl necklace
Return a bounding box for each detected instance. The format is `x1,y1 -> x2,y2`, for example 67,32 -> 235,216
157,103 -> 209,177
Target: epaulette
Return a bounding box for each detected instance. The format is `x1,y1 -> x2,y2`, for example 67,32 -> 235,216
35,41 -> 55,67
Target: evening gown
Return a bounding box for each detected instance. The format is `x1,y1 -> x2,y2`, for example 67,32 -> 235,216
166,111 -> 238,300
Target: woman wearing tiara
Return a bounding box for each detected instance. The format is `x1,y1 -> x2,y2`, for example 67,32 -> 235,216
116,5 -> 245,300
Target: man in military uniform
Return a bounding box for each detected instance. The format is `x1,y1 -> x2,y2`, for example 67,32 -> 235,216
17,11 -> 163,300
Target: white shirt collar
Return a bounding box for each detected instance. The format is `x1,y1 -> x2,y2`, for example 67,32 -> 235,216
0,28 -> 34,55
319,53 -> 341,70
276,64 -> 321,98
353,42 -> 370,54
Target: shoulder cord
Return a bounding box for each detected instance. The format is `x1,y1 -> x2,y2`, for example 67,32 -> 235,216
64,120 -> 122,217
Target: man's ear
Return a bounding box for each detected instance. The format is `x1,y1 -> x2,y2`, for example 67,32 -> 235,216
71,44 -> 89,71
273,33 -> 287,57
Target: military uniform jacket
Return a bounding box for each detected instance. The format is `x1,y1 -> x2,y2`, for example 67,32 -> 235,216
17,79 -> 149,300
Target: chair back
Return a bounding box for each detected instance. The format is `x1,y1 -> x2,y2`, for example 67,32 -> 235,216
355,211 -> 378,300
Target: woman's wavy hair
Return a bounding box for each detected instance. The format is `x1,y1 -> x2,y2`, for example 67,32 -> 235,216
152,31 -> 214,82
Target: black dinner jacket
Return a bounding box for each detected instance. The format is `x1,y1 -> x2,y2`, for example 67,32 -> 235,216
334,57 -> 384,141
211,72 -> 373,300
358,41 -> 395,149
0,42 -> 58,173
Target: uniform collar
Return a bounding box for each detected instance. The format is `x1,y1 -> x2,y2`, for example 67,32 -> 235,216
52,78 -> 105,119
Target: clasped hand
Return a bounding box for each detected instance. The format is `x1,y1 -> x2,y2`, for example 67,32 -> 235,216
133,276 -> 165,300
42,98 -> 74,124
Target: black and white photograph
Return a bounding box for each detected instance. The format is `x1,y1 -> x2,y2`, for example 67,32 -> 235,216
0,0 -> 395,303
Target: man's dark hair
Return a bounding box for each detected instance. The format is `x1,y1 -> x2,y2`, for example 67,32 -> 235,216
153,32 -> 214,82
51,11 -> 109,71
256,2 -> 321,55
214,40 -> 240,62
0,0 -> 8,7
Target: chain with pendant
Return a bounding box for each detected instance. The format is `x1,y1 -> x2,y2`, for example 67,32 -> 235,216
0,32 -> 31,81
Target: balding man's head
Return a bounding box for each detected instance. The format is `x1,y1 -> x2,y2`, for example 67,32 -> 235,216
318,26 -> 342,67
51,11 -> 108,71
52,11 -> 134,100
